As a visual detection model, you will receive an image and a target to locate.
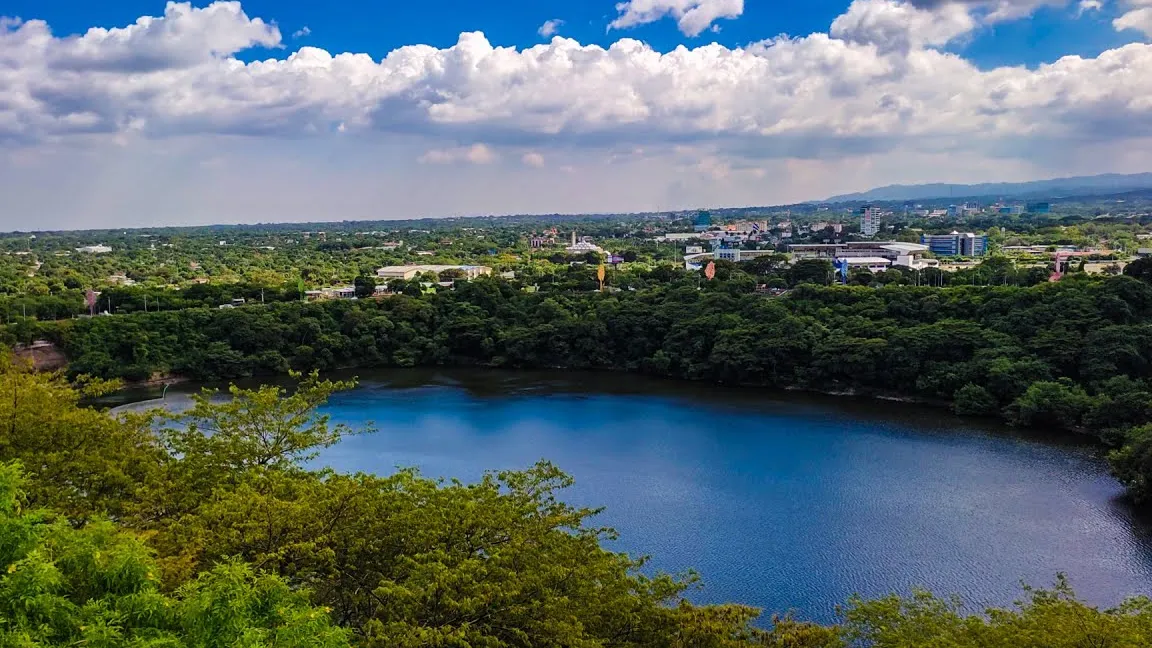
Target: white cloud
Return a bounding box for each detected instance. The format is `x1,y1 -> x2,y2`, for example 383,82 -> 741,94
419,143 -> 497,165
1115,1 -> 1152,38
904,0 -> 1068,22
44,1 -> 280,72
537,19 -> 564,38
831,0 -> 977,51
609,0 -> 744,37
292,26 -> 311,39
4,1 -> 1152,226
1077,0 -> 1103,14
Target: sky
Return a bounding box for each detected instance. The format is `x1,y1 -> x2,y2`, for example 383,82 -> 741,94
3,1 -> 1152,228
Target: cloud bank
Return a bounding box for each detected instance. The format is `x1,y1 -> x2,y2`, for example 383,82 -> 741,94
2,0 -> 1152,227
609,0 -> 745,36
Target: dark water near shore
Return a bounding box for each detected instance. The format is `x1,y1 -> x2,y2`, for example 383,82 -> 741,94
113,369 -> 1152,622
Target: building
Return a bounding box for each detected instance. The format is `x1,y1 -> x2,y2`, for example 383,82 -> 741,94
921,232 -> 988,257
683,252 -> 712,271
75,245 -> 112,254
376,265 -> 493,281
861,206 -> 881,237
693,211 -> 713,232
843,257 -> 893,273
789,241 -> 936,270
715,249 -> 741,262
566,240 -> 605,254
658,233 -> 701,242
305,286 -> 357,301
1027,202 -> 1052,214
714,249 -> 777,263
565,231 -> 605,254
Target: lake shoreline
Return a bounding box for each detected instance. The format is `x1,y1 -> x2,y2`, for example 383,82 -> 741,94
102,365 -> 1105,453
297,369 -> 1152,623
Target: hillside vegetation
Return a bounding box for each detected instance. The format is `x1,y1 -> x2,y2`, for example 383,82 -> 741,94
0,361 -> 1149,646
24,273 -> 1152,505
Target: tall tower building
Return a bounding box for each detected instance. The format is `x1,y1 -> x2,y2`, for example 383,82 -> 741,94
861,206 -> 881,237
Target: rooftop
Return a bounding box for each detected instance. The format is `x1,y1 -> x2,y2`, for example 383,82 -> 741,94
843,257 -> 893,265
880,243 -> 929,254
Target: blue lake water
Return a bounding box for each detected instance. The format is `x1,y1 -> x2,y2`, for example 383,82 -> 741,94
119,369 -> 1152,623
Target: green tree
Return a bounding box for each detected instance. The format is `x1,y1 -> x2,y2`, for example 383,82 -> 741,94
840,575 -> 1152,647
789,259 -> 834,286
953,384 -> 998,416
0,461 -> 350,648
0,357 -> 159,521
353,274 -> 376,298
138,371 -> 372,529
1110,425 -> 1152,505
1123,256 -> 1152,283
1006,380 -> 1094,430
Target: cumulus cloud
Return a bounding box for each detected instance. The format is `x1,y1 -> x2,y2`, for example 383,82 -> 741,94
44,1 -> 280,72
3,0 -> 1152,225
831,0 -> 977,51
537,19 -> 564,38
609,0 -> 744,37
419,143 -> 497,165
292,26 -> 311,38
1115,0 -> 1152,38
4,0 -> 1151,158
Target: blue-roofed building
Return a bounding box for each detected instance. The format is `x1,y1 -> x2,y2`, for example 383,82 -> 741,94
921,232 -> 988,257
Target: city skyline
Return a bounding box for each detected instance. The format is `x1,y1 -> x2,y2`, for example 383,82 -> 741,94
3,1 -> 1152,229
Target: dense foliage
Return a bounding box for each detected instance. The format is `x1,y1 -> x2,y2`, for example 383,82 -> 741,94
0,361 -> 1149,646
33,273 -> 1152,505
0,461 -> 350,647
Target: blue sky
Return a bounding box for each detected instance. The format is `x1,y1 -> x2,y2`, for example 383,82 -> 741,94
7,0 -> 1142,66
2,1 -> 1152,227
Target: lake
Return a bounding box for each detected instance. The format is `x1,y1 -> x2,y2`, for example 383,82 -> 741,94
116,369 -> 1152,623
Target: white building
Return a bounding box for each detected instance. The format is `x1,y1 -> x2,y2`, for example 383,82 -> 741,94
566,240 -> 605,254
789,241 -> 935,270
305,286 -> 357,301
713,249 -> 778,263
861,207 -> 882,237
75,245 -> 112,254
376,265 -> 493,281
844,257 -> 892,273
658,233 -> 701,242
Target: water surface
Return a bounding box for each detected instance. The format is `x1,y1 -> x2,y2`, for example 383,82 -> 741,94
118,369 -> 1152,622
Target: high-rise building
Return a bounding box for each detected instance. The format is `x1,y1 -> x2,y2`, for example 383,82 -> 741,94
921,232 -> 988,257
693,211 -> 713,232
961,233 -> 987,256
861,206 -> 881,237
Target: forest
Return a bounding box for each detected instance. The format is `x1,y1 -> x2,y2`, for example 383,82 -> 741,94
1,361 -> 1149,647
11,266 -> 1152,508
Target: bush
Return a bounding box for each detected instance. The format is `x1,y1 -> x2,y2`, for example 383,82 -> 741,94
953,384 -> 999,416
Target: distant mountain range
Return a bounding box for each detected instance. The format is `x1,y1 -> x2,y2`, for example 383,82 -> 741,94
824,173 -> 1152,203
